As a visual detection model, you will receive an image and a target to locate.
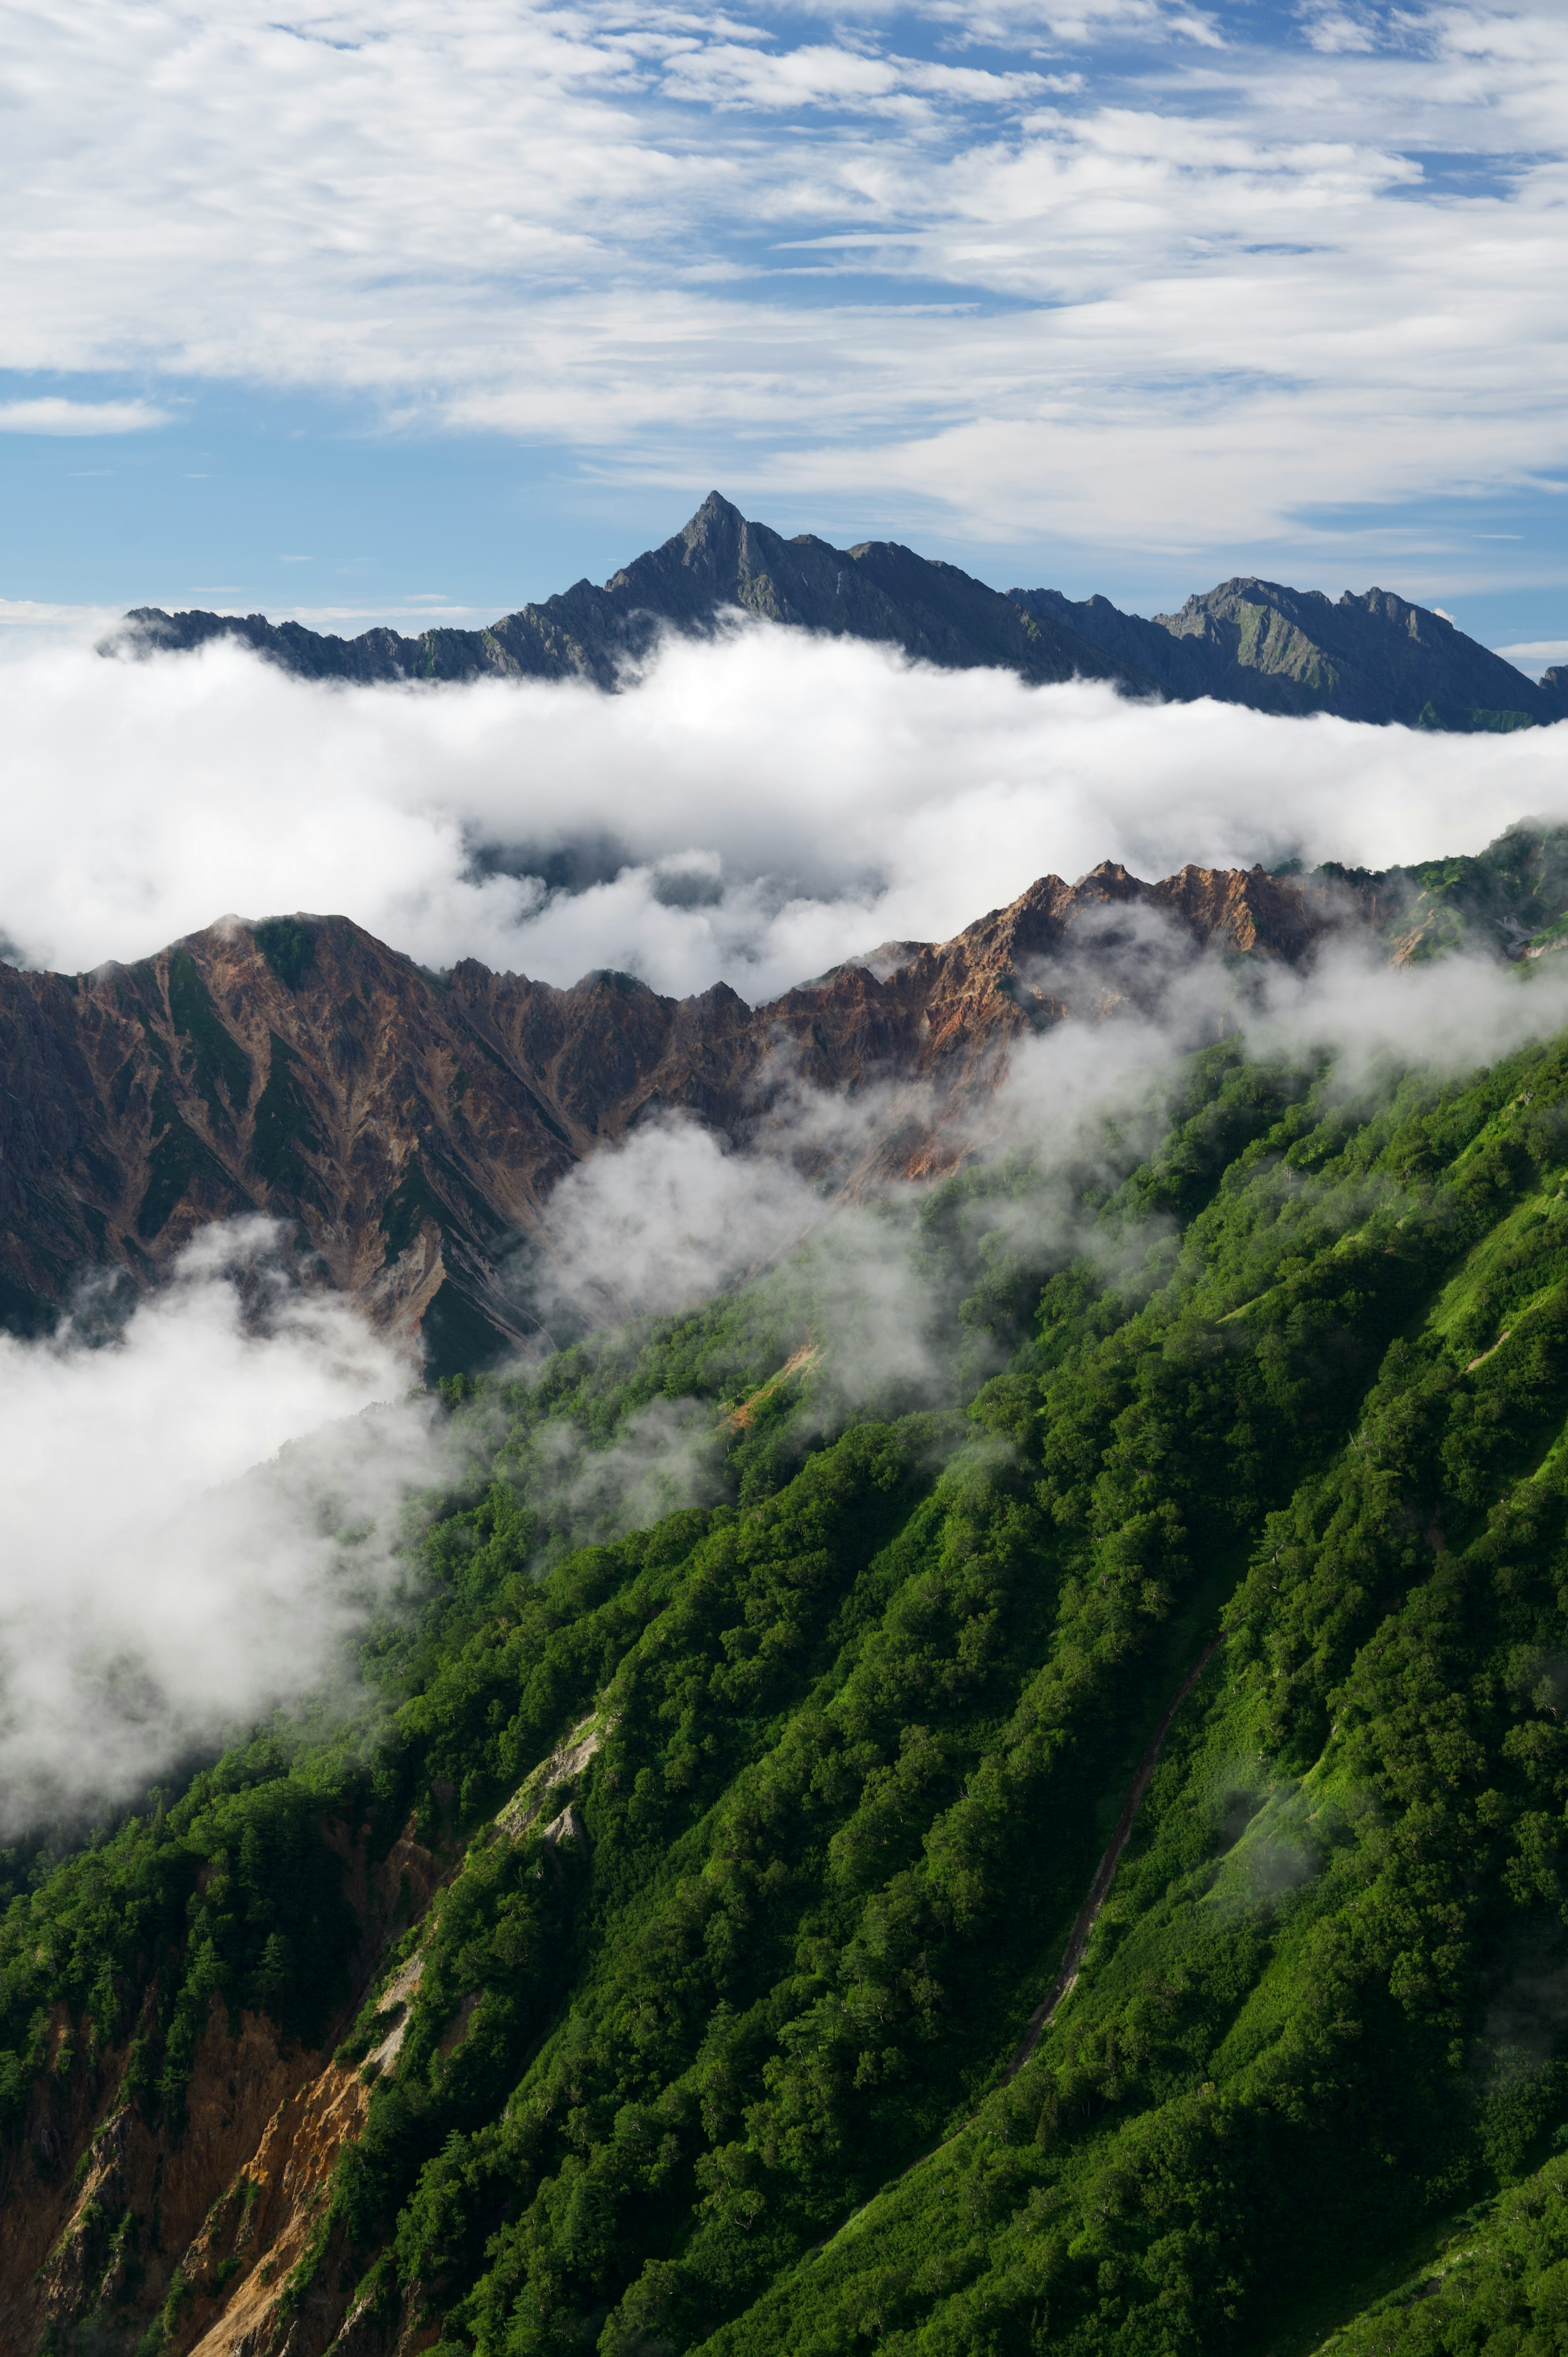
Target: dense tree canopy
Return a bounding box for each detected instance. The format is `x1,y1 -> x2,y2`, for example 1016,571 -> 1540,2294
11,1024 -> 1568,2355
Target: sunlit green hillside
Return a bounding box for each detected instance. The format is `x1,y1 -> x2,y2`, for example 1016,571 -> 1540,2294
11,1020 -> 1568,2356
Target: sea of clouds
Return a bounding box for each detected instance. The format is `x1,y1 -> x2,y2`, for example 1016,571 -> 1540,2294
7,618 -> 1568,998
6,625 -> 1568,1828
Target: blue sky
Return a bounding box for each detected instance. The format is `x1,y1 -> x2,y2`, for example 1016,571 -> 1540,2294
1,0 -> 1564,661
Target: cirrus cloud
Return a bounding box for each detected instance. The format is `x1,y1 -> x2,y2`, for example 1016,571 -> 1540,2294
0,396 -> 171,434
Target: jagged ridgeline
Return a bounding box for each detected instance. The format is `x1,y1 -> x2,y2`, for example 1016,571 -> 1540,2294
115,491 -> 1568,733
13,822 -> 1568,1371
15,1015 -> 1568,2356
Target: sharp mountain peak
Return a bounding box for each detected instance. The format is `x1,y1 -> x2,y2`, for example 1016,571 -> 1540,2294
117,493 -> 1567,733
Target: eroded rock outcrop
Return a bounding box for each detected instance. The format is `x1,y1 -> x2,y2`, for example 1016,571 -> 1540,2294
0,1714 -> 616,2357
0,858 -> 1375,1363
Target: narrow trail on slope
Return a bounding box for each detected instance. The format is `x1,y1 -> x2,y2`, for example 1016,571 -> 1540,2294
1004,1633 -> 1220,2080
816,1633 -> 1220,2254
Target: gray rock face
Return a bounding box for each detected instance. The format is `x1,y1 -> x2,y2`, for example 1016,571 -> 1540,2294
113,493 -> 1561,730
1011,575 -> 1564,731
116,491 -> 1144,694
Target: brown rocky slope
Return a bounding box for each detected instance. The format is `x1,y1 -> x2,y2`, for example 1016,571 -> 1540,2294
0,1727 -> 603,2357
0,863 -> 1339,1370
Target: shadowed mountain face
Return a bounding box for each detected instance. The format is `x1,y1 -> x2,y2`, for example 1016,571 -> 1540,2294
1013,575 -> 1568,731
7,825 -> 1568,1371
119,493 -> 1142,696
115,493 -> 1565,729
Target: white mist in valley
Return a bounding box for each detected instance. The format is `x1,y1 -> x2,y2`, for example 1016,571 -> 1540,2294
528,917 -> 1568,1337
0,1221 -> 445,1834
6,625 -> 1568,1831
2,621 -> 1566,996
7,919 -> 1562,1832
486,914 -> 1568,1604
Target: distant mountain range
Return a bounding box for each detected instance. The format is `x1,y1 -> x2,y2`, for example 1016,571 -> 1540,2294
7,821 -> 1568,1372
118,491 -> 1568,732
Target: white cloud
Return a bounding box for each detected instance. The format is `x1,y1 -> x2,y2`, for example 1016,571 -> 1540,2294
503,906 -> 1568,1423
0,397 -> 170,433
9,613 -> 1568,1826
1499,638 -> 1568,674
659,41 -> 1048,113
4,622 -> 1568,997
0,1 -> 1564,561
0,595 -> 122,642
0,1220 -> 443,1830
1298,5 -> 1379,55
535,1118 -> 825,1323
0,398 -> 171,436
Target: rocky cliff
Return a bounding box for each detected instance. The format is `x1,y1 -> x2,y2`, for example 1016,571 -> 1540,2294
0,1805 -> 452,2357
0,861 -> 1338,1369
4,829 -> 1561,1371
111,493 -> 1562,730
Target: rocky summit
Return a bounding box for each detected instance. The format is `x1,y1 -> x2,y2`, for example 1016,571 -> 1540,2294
116,492 -> 1568,731
1013,574 -> 1567,732
117,493 -> 1140,698
5,823 -> 1568,1373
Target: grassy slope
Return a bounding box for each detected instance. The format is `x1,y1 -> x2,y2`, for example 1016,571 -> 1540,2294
10,1026 -> 1568,2354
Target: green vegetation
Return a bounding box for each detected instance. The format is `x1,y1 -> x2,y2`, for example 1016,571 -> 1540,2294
1416,704 -> 1539,735
252,917 -> 318,990
250,1029 -> 321,1191
126,988 -> 235,1238
166,948 -> 252,1140
136,1076 -> 227,1238
1319,820 -> 1568,962
380,1144 -> 503,1273
15,1023 -> 1568,2352
1317,2155 -> 1568,2354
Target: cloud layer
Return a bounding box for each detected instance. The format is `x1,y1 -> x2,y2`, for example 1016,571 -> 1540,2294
1,0 -> 1565,569
0,1222 -> 443,1831
7,622 -> 1568,1829
4,624 -> 1566,997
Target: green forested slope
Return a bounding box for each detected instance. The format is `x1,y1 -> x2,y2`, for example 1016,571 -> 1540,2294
11,1024 -> 1568,2355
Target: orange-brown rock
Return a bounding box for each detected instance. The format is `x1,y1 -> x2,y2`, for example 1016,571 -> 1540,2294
0,1817 -> 448,2357
0,2002 -> 365,2357
0,861 -> 1341,1360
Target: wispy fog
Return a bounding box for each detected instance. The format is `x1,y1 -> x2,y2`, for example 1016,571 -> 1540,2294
7,922 -> 1568,1835
4,622 -> 1565,997
514,917 -> 1568,1371
0,1221 -> 445,1833
7,629 -> 1568,1833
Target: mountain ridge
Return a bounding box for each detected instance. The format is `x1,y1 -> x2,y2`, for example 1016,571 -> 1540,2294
115,491 -> 1568,731
11,975 -> 1568,2357
118,491 -> 1141,699
1013,572 -> 1566,730
0,859 -> 1327,1369
7,822 -> 1568,1371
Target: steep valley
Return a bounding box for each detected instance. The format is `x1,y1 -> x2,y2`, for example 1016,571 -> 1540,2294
12,826 -> 1568,2356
